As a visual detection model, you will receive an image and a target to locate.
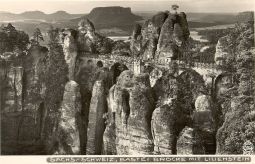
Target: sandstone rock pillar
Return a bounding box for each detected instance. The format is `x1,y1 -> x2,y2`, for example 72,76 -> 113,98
86,80 -> 107,154
177,127 -> 205,154
58,81 -> 81,154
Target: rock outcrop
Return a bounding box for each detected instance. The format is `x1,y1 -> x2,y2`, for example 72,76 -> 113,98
57,81 -> 81,154
215,18 -> 255,154
193,95 -> 216,154
214,36 -> 231,66
151,70 -> 180,154
1,46 -> 48,154
77,19 -> 97,53
1,66 -> 23,113
128,74 -> 155,154
177,127 -> 205,155
149,67 -> 163,87
105,71 -> 155,155
86,80 -> 108,154
62,30 -> 78,80
77,18 -> 114,54
140,12 -> 168,60
130,11 -> 189,62
130,24 -> 142,57
152,103 -> 177,154
103,85 -> 117,155
43,43 -> 69,154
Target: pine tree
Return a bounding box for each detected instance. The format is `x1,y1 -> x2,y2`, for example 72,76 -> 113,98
32,28 -> 44,45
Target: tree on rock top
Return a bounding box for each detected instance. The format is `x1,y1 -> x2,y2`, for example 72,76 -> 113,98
31,28 -> 44,45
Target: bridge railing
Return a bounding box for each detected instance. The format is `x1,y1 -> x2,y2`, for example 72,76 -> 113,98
78,52 -> 218,70
192,62 -> 216,69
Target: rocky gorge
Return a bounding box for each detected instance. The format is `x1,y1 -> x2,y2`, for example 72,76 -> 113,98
0,10 -> 254,155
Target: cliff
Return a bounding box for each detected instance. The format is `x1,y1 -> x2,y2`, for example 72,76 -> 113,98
130,11 -> 190,61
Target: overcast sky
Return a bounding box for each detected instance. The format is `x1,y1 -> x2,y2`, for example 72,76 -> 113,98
0,0 -> 254,14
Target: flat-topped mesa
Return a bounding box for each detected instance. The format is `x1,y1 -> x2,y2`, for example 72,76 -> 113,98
89,6 -> 132,16
130,11 -> 190,63
87,6 -> 143,25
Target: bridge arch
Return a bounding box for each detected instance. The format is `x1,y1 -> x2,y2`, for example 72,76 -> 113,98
110,62 -> 128,84
178,69 -> 205,87
177,68 -> 207,113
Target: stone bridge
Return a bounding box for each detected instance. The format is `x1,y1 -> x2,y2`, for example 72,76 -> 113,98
78,54 -> 228,100
79,54 -> 223,84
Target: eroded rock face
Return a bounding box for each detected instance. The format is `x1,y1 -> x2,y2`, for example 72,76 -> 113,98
152,103 -> 177,154
22,46 -> 48,115
77,19 -> 113,54
78,19 -> 96,37
86,80 -> 108,154
153,72 -> 178,104
214,36 -> 230,66
195,95 -> 213,112
149,68 -> 163,87
1,66 -> 23,113
156,13 -> 189,62
57,81 -> 81,154
113,70 -> 134,154
177,127 -> 205,155
43,43 -> 69,154
130,24 -> 142,56
193,95 -> 216,154
0,63 -> 24,154
75,61 -> 113,154
103,85 -> 117,155
63,33 -> 77,80
77,19 -> 97,53
109,71 -> 155,155
130,11 -> 189,62
142,12 -> 168,60
1,47 -> 48,155
128,74 -> 155,154
151,70 -> 180,155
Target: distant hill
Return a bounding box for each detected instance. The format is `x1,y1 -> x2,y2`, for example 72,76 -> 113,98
135,12 -> 238,24
71,6 -> 143,32
236,11 -> 254,23
186,13 -> 237,23
0,10 -> 84,22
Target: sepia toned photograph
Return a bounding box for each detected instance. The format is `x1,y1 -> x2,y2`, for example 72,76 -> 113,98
0,0 -> 254,161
